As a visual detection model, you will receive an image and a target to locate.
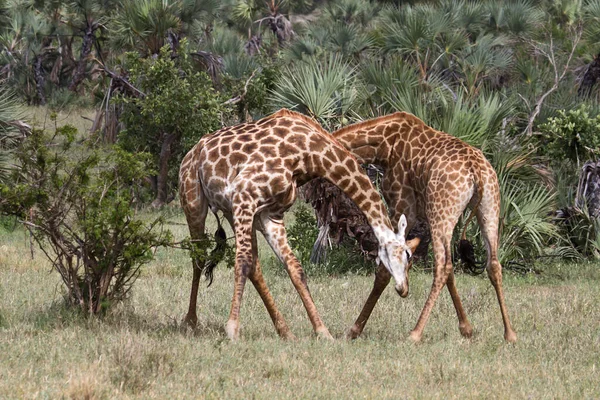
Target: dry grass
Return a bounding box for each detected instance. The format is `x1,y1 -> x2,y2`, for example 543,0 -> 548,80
1,209 -> 600,399
23,105 -> 96,134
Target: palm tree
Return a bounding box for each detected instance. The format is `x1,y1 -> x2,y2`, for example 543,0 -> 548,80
110,0 -> 182,56
0,85 -> 22,184
269,54 -> 359,130
66,0 -> 110,91
0,0 -> 66,104
110,0 -> 219,56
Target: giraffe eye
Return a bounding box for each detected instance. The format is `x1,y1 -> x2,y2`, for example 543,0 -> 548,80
405,250 -> 412,260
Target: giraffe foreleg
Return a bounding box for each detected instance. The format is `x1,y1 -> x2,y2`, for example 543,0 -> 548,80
248,229 -> 296,340
225,206 -> 255,341
347,265 -> 391,339
409,231 -> 452,343
260,215 -> 333,340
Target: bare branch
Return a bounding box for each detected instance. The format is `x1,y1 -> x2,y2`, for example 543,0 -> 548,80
93,57 -> 146,98
222,69 -> 258,105
523,26 -> 582,136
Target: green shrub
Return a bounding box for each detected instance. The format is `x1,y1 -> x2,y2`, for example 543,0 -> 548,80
286,205 -> 372,277
0,122 -> 173,314
286,205 -> 319,267
117,40 -> 224,207
539,105 -> 600,165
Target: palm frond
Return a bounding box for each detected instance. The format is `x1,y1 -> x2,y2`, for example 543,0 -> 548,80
0,85 -> 22,183
269,54 -> 358,129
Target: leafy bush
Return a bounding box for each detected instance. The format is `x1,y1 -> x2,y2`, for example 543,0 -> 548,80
0,122 -> 172,314
287,205 -> 372,276
117,40 -> 224,207
539,105 -> 600,165
287,205 -> 320,266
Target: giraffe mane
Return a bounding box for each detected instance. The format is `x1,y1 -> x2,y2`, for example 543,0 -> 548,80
269,108 -> 354,156
270,109 -> 329,136
332,111 -> 425,137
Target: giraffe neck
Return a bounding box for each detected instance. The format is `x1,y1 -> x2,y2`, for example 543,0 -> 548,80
310,147 -> 396,241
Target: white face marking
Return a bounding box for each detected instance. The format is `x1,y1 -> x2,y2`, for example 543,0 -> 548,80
373,221 -> 410,291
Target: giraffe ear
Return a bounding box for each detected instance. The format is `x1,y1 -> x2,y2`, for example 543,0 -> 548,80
397,214 -> 408,240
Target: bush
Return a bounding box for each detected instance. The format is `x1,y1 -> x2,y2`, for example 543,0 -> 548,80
0,122 -> 172,314
538,105 -> 600,165
117,40 -> 224,207
287,205 -> 372,276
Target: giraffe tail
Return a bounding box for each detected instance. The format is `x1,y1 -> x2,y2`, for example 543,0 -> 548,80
457,161 -> 485,272
204,213 -> 227,287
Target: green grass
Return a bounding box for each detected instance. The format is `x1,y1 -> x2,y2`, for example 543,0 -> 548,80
1,209 -> 599,399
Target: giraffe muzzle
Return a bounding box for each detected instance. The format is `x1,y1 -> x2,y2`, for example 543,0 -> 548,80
395,282 -> 409,298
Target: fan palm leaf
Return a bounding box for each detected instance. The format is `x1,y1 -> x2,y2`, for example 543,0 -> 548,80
110,0 -> 182,55
0,86 -> 22,183
269,54 -> 357,129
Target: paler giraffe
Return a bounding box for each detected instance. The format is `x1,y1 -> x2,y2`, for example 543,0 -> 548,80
178,109 -> 419,341
333,111 -> 517,343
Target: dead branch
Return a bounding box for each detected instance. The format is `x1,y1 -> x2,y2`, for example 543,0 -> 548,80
524,26 -> 582,136
94,57 -> 145,98
223,69 -> 258,105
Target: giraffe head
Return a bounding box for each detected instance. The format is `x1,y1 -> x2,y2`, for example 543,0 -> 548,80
376,215 -> 421,298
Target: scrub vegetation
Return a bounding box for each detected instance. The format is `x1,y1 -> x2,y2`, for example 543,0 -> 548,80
2,0 -> 600,398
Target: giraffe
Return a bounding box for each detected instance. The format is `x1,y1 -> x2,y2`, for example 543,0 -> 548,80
332,111 -> 517,343
179,109 -> 419,341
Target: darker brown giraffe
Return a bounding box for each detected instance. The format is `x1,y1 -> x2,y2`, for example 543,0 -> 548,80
334,111 -> 517,343
179,109 -> 417,340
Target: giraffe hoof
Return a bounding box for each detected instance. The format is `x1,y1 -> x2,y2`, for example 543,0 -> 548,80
459,323 -> 473,338
225,320 -> 240,341
280,330 -> 297,341
182,314 -> 198,329
316,328 -> 335,341
504,330 -> 517,343
408,330 -> 422,343
346,325 -> 362,340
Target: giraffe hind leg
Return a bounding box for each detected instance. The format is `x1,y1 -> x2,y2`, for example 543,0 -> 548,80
224,199 -> 256,341
249,227 -> 296,340
446,269 -> 473,338
180,176 -> 209,328
476,195 -> 517,343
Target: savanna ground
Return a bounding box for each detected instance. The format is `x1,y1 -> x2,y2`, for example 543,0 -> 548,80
1,203 -> 600,400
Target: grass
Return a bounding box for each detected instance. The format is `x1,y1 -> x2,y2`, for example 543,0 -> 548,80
1,209 -> 600,399
23,105 -> 97,135
2,107 -> 598,398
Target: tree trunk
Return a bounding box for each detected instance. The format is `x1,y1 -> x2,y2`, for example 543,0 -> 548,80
34,55 -> 46,105
69,24 -> 95,92
152,132 -> 178,208
90,106 -> 104,134
576,160 -> 600,218
578,53 -> 600,97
